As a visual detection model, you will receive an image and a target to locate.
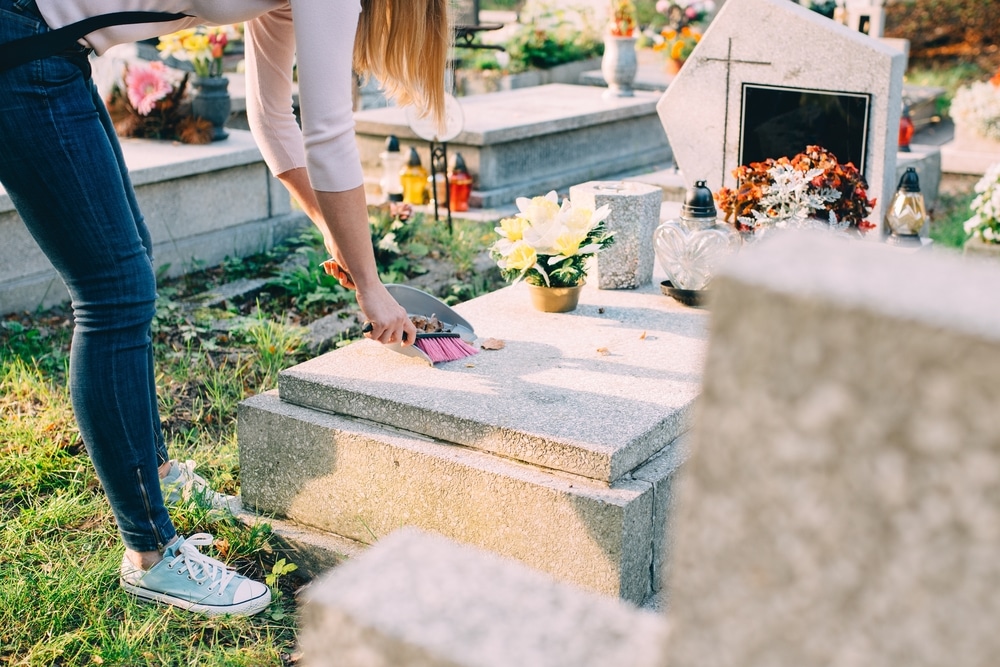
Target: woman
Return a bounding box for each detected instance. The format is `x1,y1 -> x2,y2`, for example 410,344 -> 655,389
0,0 -> 448,616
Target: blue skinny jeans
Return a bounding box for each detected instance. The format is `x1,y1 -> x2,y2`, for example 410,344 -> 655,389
0,0 -> 177,552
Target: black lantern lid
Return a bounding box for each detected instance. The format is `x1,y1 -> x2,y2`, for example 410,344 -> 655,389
406,146 -> 422,167
385,135 -> 400,152
682,180 -> 717,219
897,166 -> 921,193
451,152 -> 468,174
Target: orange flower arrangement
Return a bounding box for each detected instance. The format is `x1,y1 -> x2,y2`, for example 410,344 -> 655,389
715,145 -> 877,235
609,0 -> 637,36
654,25 -> 701,62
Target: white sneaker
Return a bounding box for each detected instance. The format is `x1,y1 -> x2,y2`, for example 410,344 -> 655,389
121,534 -> 271,616
160,459 -> 239,511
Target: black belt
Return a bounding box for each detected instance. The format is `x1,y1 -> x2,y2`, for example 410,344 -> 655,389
0,10 -> 189,74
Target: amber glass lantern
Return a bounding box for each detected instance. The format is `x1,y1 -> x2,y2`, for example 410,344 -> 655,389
400,147 -> 429,205
885,167 -> 927,247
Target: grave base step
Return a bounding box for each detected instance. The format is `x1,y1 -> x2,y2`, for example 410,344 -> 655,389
238,390 -> 687,604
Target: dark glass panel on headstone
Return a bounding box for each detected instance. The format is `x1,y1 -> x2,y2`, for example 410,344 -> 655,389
739,84 -> 871,173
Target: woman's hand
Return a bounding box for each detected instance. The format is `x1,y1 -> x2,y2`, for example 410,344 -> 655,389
272,176 -> 408,345
356,283 -> 416,347
321,256 -> 355,289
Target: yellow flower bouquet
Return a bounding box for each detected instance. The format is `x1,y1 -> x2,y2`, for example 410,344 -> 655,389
490,191 -> 615,288
157,26 -> 237,78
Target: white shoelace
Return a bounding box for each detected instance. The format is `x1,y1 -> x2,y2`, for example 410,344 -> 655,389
172,460 -> 212,495
168,533 -> 237,596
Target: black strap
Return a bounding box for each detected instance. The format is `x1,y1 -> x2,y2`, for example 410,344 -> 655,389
0,11 -> 189,73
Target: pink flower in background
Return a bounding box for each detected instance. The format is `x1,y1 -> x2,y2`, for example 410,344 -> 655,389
125,62 -> 172,116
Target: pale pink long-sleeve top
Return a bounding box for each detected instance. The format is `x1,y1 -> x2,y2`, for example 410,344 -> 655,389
34,0 -> 363,192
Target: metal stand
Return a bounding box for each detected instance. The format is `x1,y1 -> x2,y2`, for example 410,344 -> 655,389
429,141 -> 453,232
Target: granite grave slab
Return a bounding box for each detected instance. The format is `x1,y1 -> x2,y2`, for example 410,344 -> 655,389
354,84 -> 672,208
239,269 -> 704,601
0,130 -> 306,315
299,528 -> 670,667
276,279 -> 708,484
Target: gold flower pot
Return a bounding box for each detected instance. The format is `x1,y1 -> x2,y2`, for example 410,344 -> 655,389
527,282 -> 584,313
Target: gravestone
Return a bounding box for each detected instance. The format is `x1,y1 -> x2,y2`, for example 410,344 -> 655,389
662,232 -> 1000,666
657,0 -> 906,232
843,0 -> 886,37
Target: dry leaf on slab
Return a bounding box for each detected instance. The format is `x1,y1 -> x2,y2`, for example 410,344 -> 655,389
480,338 -> 505,350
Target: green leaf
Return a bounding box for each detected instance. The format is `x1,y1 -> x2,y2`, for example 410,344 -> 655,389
407,242 -> 430,257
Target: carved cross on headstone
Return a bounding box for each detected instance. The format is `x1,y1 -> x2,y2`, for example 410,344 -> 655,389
699,37 -> 771,185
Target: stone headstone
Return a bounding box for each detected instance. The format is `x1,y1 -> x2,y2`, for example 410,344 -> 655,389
570,181 -> 662,289
657,0 -> 906,232
844,0 -> 886,38
662,232 -> 1000,666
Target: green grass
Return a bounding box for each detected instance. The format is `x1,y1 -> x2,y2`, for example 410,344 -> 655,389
0,209 -> 501,665
0,355 -> 301,666
931,189 -> 977,249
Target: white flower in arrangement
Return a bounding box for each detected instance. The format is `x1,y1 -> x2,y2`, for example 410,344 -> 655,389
491,191 -> 615,288
950,78 -> 1000,142
740,164 -> 844,233
963,161 -> 1000,244
377,232 -> 402,254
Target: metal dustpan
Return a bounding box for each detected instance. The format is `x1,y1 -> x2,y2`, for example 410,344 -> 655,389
383,284 -> 477,365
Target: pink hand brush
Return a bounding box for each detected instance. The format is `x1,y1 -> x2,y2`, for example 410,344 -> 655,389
361,284 -> 480,365
363,322 -> 479,364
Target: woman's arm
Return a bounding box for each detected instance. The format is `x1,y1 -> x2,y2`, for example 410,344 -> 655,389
276,168 -> 415,345
244,3 -> 415,346
274,167 -> 352,288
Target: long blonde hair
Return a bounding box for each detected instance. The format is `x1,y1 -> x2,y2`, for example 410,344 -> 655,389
355,0 -> 451,128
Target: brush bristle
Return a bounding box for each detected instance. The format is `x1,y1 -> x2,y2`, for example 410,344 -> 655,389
414,336 -> 479,363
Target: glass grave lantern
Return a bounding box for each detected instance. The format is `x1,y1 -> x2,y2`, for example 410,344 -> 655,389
379,134 -> 405,202
885,167 -> 927,247
653,180 -> 741,292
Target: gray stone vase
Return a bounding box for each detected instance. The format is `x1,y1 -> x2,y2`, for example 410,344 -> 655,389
601,36 -> 637,98
191,75 -> 231,141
